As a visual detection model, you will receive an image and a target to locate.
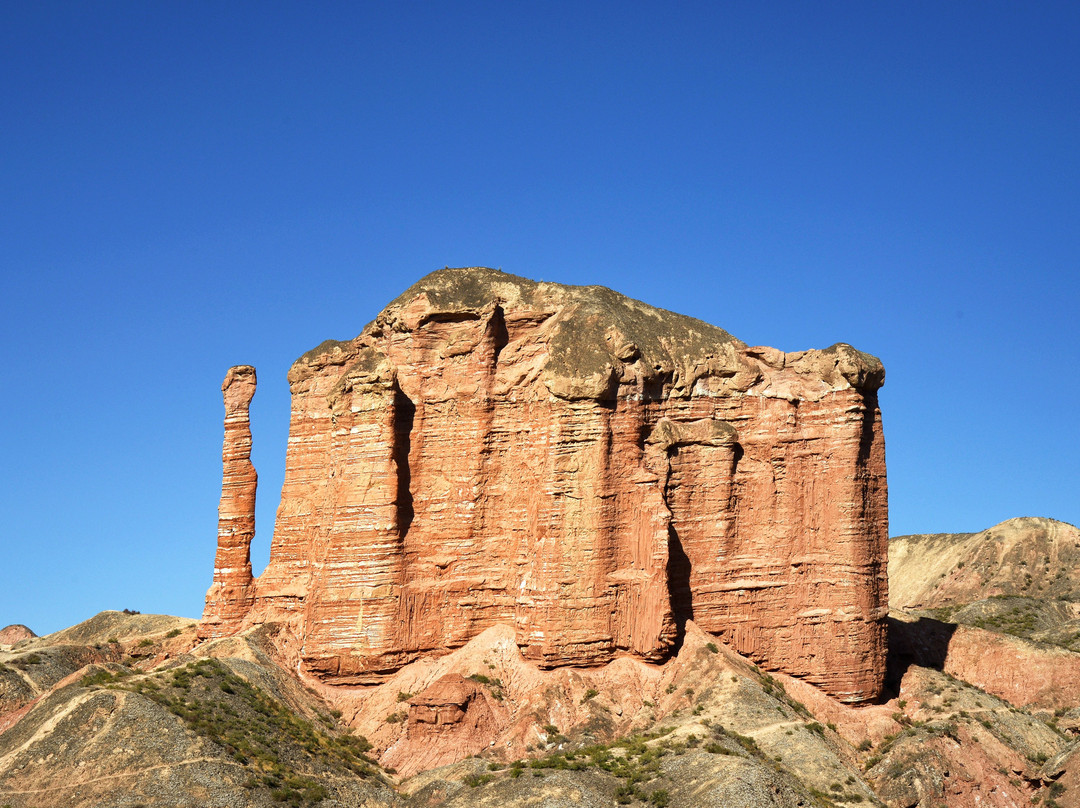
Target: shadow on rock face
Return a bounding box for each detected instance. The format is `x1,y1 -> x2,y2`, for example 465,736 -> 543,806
885,615 -> 958,697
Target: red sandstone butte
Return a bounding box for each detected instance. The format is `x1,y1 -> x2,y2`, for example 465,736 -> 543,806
199,268 -> 889,702
198,365 -> 258,639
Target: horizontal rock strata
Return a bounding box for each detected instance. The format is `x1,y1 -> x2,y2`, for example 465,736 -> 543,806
198,365 -> 258,639
200,268 -> 889,702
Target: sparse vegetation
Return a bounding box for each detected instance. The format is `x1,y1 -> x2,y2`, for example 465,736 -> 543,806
515,726 -> 695,802
81,667 -> 133,687
467,672 -> 505,700
96,658 -> 379,806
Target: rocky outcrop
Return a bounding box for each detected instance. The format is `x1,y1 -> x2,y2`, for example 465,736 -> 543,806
382,673 -> 504,776
0,625 -> 35,648
200,268 -> 889,702
198,366 -> 258,640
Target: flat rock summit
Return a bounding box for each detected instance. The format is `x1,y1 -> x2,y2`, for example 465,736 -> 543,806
200,267 -> 889,703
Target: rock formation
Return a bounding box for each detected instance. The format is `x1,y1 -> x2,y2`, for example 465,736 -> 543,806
382,673 -> 505,775
0,625 -> 35,648
198,365 -> 258,639
199,268 -> 889,702
890,517 -> 1080,710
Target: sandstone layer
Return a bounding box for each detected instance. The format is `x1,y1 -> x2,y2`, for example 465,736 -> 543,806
199,268 -> 889,702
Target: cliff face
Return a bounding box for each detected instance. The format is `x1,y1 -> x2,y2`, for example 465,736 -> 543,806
200,268 -> 889,702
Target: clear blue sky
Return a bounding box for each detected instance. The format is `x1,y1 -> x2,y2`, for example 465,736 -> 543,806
3,2 -> 1077,635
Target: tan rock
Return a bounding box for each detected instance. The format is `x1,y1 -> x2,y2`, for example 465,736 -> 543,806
199,268 -> 889,702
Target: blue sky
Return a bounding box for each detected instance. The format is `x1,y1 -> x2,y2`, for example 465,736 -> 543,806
2,2 -> 1077,635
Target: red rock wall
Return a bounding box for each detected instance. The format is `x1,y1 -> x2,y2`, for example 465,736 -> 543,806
200,269 -> 888,702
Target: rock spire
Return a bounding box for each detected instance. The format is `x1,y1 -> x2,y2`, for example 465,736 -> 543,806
198,365 -> 258,639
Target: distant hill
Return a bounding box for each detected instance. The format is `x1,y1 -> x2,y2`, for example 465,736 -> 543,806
890,517 -> 1080,651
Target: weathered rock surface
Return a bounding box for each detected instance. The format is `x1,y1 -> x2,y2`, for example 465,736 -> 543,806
200,267 -> 889,702
382,673 -> 505,776
199,365 -> 258,639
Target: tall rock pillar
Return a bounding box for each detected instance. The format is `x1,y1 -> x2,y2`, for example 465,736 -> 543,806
199,365 -> 258,639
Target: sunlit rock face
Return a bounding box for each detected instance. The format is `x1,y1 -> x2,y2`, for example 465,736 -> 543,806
198,365 -> 257,640
199,267 -> 889,703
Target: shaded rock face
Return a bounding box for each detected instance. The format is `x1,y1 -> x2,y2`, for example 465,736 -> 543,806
200,268 -> 889,702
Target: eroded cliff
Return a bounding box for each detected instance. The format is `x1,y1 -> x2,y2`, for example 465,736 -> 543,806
200,268 -> 889,702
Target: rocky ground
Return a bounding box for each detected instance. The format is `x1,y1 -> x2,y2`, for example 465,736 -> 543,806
2,517 -> 1079,807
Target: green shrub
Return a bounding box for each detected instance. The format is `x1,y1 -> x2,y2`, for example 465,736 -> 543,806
581,688 -> 599,703
705,642 -> 719,654
81,668 -> 131,687
463,773 -> 494,787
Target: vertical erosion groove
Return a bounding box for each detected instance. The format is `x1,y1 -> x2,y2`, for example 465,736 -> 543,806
490,304 -> 509,366
393,386 -> 415,540
666,523 -> 693,649
664,443 -> 693,652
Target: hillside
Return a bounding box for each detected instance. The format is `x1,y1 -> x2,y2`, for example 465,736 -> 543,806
3,516 -> 1080,807
5,571 -> 1080,808
890,517 -> 1080,651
